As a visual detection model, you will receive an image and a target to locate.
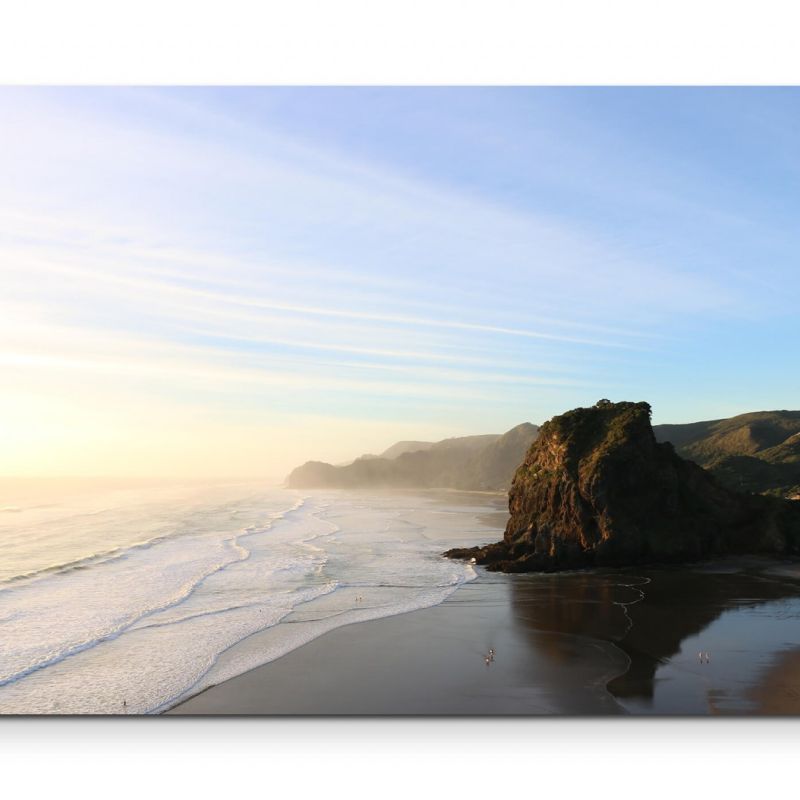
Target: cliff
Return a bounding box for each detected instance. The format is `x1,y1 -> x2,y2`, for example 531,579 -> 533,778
447,401 -> 800,572
286,423 -> 539,492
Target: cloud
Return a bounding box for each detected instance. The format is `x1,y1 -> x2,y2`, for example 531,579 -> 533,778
2,87 -> 789,477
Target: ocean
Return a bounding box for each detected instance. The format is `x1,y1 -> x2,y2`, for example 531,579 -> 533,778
0,479 -> 498,714
5,478 -> 800,716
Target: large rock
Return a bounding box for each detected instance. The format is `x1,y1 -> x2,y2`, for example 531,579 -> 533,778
447,400 -> 800,572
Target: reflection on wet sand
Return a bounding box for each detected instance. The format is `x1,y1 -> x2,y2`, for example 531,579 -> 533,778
508,563 -> 800,713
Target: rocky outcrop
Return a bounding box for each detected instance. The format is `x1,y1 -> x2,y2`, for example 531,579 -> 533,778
447,401 -> 800,572
286,423 -> 539,492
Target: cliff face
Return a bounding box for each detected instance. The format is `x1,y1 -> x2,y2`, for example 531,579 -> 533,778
286,423 -> 538,492
448,401 -> 800,572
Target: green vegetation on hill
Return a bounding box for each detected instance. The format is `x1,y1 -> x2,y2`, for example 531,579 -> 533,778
654,411 -> 800,498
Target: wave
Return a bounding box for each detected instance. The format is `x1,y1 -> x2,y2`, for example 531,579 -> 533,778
1,536 -> 195,589
0,496 -> 309,688
0,541 -> 247,688
156,561 -> 477,714
0,495 -> 308,591
0,491 -> 496,714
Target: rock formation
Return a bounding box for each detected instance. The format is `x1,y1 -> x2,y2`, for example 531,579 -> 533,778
447,400 -> 800,572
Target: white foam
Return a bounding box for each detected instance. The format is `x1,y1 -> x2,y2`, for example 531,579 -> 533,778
0,488 -> 502,714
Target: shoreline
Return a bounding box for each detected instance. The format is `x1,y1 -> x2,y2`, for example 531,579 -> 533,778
167,570 -> 629,716
0,487 -> 511,715
167,555 -> 800,716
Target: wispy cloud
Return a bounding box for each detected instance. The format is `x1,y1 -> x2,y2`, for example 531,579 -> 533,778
1,87 -> 797,476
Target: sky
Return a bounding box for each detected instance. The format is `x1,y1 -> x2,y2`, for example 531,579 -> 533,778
1,87 -> 798,478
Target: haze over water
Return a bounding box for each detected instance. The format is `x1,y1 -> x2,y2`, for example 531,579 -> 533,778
0,479 -> 496,713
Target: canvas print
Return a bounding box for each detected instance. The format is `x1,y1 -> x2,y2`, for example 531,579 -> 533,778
1,87 -> 799,716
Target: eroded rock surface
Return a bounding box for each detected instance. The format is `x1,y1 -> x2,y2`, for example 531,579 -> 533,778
447,401 -> 800,572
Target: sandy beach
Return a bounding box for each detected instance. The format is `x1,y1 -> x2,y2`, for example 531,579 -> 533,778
168,571 -> 628,715
748,648 -> 800,714
169,556 -> 800,716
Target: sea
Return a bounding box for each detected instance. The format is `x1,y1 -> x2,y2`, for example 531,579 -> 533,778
4,478 -> 800,716
0,478 -> 497,714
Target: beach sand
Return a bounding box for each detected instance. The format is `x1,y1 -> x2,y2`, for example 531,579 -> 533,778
748,648 -> 800,714
168,572 -> 628,715
168,554 -> 800,716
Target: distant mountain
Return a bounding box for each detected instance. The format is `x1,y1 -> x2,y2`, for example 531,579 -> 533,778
654,410 -> 800,498
352,440 -> 437,463
286,423 -> 539,491
289,409 -> 800,497
376,440 -> 435,460
335,440 -> 434,466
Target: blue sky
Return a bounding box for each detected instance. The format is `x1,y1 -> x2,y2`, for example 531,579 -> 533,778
1,87 -> 798,476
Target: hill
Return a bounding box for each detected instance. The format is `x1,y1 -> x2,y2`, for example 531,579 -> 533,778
376,440 -> 435,460
286,423 -> 539,491
654,410 -> 800,497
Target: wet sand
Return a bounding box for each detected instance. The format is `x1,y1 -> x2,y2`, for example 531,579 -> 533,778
168,557 -> 800,716
748,649 -> 800,714
606,561 -> 800,714
747,565 -> 800,713
168,573 -> 627,715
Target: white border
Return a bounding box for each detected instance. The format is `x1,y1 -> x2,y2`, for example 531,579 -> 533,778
1,0 -> 799,84
2,1 -> 799,794
3,717 -> 800,798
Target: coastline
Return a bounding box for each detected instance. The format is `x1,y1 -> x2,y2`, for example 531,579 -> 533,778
0,487 -> 511,714
168,555 -> 800,716
167,569 -> 629,715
